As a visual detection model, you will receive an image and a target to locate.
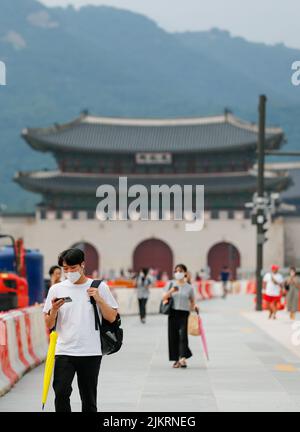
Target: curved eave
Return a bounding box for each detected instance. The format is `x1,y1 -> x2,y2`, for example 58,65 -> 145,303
21,113 -> 284,155
14,172 -> 291,196
22,113 -> 283,132
21,132 -> 283,155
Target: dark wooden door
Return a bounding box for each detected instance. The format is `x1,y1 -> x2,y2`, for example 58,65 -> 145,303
207,242 -> 240,281
133,239 -> 173,278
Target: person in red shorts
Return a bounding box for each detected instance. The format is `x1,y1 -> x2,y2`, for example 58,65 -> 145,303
263,265 -> 284,320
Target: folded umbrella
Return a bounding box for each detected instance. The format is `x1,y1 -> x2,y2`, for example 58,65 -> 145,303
197,313 -> 209,361
41,330 -> 58,410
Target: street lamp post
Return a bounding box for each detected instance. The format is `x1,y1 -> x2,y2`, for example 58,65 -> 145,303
246,96 -> 300,311
256,95 -> 267,311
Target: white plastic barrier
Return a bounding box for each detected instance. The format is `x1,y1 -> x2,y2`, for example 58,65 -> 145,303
211,282 -> 223,297
0,355 -> 11,396
0,305 -> 48,397
1,313 -> 27,379
9,311 -> 35,370
112,287 -> 211,315
111,288 -> 164,316
23,306 -> 48,363
112,285 -> 222,316
240,280 -> 251,294
0,320 -> 11,396
210,280 -> 250,296
110,281 -> 250,315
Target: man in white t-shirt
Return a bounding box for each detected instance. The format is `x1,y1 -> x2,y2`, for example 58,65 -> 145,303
263,265 -> 284,320
43,248 -> 118,412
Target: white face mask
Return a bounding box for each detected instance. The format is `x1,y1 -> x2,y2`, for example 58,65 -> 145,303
174,272 -> 185,281
66,271 -> 81,284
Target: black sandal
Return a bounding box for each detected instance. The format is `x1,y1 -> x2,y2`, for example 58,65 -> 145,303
172,361 -> 180,368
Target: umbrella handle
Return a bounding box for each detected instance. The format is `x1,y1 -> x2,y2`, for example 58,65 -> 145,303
194,305 -> 200,315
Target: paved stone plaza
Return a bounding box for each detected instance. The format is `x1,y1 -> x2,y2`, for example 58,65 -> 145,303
1,294 -> 300,412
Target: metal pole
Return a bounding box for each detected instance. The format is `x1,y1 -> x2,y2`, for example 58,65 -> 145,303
264,151 -> 300,157
256,95 -> 267,311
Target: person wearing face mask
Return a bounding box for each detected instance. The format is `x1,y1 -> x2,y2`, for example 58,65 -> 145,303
285,267 -> 300,320
263,265 -> 284,320
136,268 -> 152,324
44,265 -> 62,298
43,248 -> 118,412
162,264 -> 199,369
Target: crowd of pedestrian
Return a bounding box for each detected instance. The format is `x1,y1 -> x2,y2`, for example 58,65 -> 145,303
263,264 -> 300,320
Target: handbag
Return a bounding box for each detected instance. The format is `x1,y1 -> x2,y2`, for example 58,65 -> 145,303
188,313 -> 201,336
90,280 -> 123,356
159,282 -> 174,315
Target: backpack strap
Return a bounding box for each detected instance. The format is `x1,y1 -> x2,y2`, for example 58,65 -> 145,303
90,279 -> 103,289
90,279 -> 103,331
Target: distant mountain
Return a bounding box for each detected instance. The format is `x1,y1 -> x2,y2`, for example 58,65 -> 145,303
0,0 -> 299,211
176,29 -> 300,105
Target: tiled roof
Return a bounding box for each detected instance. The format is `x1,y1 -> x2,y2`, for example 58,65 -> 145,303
22,113 -> 284,154
15,171 -> 291,195
282,168 -> 300,199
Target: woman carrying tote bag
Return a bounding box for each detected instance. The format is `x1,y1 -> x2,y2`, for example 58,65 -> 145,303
162,264 -> 199,369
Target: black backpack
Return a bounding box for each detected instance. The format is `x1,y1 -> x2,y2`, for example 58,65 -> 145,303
90,280 -> 123,356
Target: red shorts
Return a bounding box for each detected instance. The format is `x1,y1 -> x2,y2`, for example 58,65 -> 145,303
264,294 -> 281,303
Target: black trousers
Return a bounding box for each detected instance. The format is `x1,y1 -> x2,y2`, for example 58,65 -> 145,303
53,355 -> 102,412
138,298 -> 148,320
168,309 -> 192,361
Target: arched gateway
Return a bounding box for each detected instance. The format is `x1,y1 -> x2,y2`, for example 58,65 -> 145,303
133,239 -> 173,279
207,242 -> 241,281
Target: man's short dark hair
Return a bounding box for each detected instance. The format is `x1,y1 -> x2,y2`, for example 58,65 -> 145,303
49,265 -> 61,276
58,248 -> 85,267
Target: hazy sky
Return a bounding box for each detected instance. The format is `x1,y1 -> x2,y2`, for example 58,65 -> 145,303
40,0 -> 300,49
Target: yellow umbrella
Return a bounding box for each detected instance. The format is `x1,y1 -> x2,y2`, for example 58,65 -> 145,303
42,330 -> 58,410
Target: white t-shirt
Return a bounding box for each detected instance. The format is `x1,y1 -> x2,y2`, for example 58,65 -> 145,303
263,272 -> 284,297
43,278 -> 118,356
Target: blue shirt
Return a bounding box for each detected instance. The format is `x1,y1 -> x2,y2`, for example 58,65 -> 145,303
221,271 -> 230,282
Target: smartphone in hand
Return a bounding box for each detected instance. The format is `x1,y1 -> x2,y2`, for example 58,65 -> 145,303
55,297 -> 72,303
